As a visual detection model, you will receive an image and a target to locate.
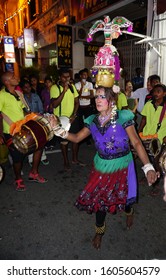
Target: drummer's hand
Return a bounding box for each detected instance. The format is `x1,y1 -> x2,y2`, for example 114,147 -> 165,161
53,126 -> 68,139
48,114 -> 60,128
146,170 -> 160,186
0,135 -> 4,144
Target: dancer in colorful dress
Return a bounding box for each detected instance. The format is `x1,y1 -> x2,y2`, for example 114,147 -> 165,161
49,86 -> 159,249
48,15 -> 159,249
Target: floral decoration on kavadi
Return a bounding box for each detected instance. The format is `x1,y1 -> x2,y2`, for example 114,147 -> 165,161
87,16 -> 133,93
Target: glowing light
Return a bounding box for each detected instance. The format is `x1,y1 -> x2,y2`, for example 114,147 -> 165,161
4,0 -> 31,25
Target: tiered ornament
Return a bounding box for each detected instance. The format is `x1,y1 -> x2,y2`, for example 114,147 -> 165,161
87,16 -> 133,92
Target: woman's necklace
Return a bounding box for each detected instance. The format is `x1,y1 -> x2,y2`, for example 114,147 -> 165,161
98,105 -> 117,127
98,112 -> 112,126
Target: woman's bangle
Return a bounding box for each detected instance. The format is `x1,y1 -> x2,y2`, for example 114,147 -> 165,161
142,163 -> 155,176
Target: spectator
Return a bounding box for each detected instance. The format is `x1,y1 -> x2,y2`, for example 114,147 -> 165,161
132,76 -> 152,128
117,91 -> 128,110
74,73 -> 80,84
83,68 -> 93,83
29,74 -> 44,98
124,80 -> 138,113
50,68 -> 85,171
21,80 -> 49,166
132,67 -> 144,91
144,75 -> 161,103
75,69 -> 94,145
41,76 -> 53,113
138,83 -> 166,196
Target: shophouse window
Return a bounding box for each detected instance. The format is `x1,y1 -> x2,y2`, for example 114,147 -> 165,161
49,50 -> 57,65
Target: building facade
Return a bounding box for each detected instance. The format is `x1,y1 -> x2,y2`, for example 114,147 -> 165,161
1,0 -> 164,82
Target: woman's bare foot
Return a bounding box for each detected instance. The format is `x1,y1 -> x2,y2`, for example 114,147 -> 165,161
92,234 -> 103,249
126,214 -> 134,229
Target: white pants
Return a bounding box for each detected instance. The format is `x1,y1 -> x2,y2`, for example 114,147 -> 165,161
28,149 -> 47,163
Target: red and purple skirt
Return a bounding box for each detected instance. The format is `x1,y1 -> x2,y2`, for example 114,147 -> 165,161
75,164 -> 136,214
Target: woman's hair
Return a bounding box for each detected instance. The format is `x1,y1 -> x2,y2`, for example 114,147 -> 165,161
125,80 -> 132,88
96,86 -> 118,103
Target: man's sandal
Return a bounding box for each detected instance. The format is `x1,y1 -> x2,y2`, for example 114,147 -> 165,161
15,179 -> 26,191
28,172 -> 48,183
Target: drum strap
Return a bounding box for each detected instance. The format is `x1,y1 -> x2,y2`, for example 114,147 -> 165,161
1,112 -> 13,126
56,83 -> 74,116
156,103 -> 166,132
1,90 -> 31,126
15,90 -> 31,112
56,84 -> 62,116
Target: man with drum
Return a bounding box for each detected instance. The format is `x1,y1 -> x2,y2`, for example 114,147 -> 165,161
0,72 -> 47,191
138,83 -> 166,196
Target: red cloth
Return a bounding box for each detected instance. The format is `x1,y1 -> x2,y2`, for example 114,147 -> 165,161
75,165 -> 128,214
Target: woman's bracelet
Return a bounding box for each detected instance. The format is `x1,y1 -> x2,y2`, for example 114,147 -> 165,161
142,163 -> 155,176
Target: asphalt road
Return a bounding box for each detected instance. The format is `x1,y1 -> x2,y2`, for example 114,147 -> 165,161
0,142 -> 166,260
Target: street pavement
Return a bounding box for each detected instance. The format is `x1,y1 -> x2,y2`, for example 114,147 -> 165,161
0,141 -> 166,260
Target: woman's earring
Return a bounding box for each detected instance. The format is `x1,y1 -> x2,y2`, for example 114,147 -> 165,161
110,102 -> 117,127
111,102 -> 117,113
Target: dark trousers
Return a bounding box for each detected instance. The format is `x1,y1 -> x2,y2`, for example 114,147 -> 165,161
78,105 -> 93,128
78,105 -> 93,143
96,205 -> 132,227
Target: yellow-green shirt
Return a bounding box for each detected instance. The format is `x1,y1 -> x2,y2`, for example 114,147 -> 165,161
141,101 -> 166,144
0,88 -> 25,134
50,84 -> 79,117
117,92 -> 128,110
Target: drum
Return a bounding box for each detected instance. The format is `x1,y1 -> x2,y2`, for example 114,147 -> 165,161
44,114 -> 71,132
130,138 -> 161,158
0,165 -> 5,183
143,138 -> 161,157
58,116 -> 71,131
12,115 -> 54,154
159,145 -> 166,173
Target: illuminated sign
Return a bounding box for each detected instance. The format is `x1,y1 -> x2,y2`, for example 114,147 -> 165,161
24,28 -> 35,58
85,44 -> 100,57
17,35 -> 24,49
4,36 -> 15,63
56,24 -> 72,68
